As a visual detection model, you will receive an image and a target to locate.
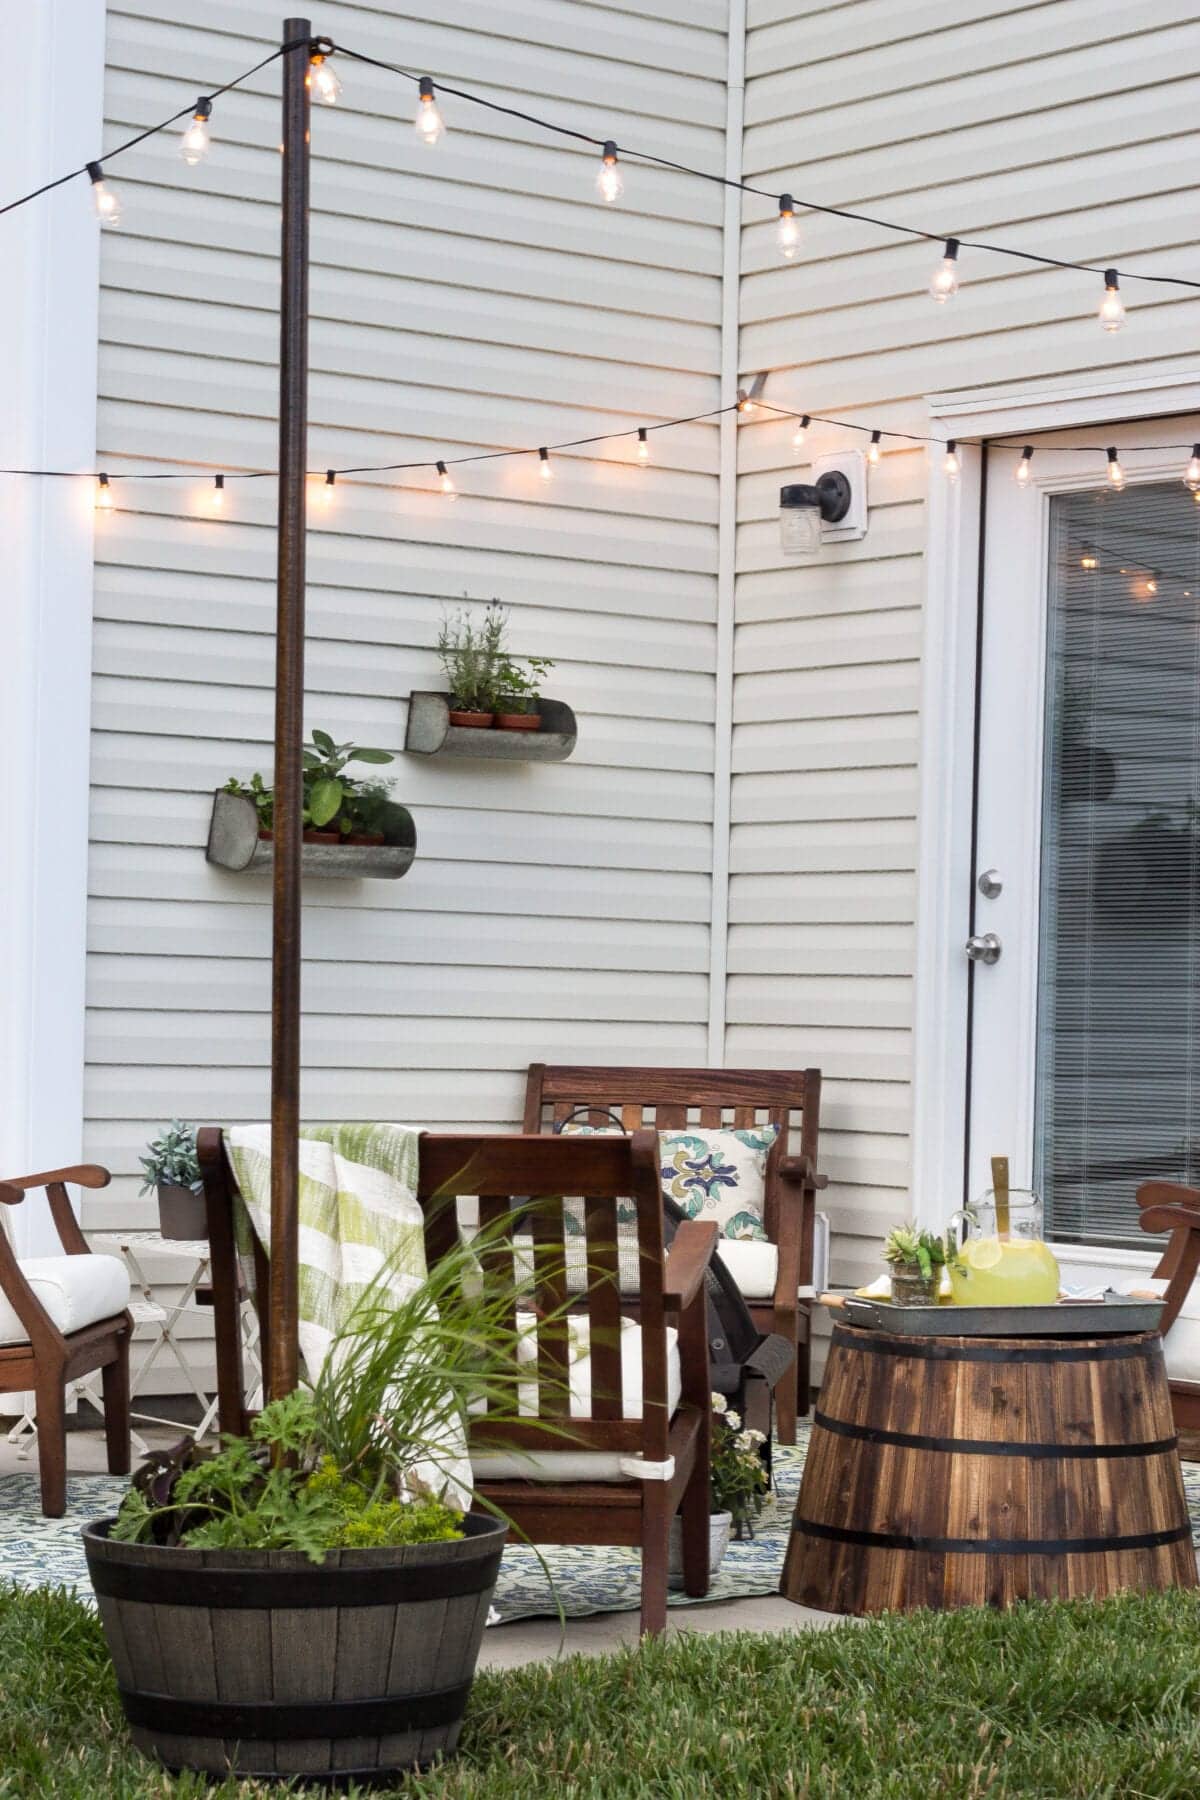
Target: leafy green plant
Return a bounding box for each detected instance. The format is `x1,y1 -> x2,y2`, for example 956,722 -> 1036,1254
494,652 -> 555,716
138,1120 -> 200,1196
708,1393 -> 768,1538
882,1224 -> 948,1281
223,730 -> 394,838
438,598 -> 508,712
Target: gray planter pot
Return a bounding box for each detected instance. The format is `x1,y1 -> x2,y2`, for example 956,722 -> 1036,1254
82,1511 -> 507,1781
156,1182 -> 207,1242
668,1509 -> 732,1589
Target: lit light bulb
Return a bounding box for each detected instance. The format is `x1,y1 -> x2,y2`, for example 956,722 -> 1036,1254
436,459 -> 456,500
597,141 -> 622,204
1080,552 -> 1098,570
942,440 -> 960,483
736,389 -> 755,415
1184,444 -> 1200,493
636,427 -> 650,465
1145,575 -> 1159,596
180,98 -> 212,165
210,473 -> 225,509
307,52 -> 341,105
791,414 -> 811,457
1107,445 -> 1125,490
538,447 -> 554,482
415,76 -> 444,145
1098,267 -> 1125,333
866,430 -> 882,465
777,194 -> 799,260
87,162 -> 121,228
318,469 -> 336,507
1015,445 -> 1034,486
95,473 -> 114,511
929,236 -> 960,303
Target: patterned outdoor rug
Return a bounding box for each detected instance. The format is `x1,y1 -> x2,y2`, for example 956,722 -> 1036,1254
3,1434 -> 1199,1625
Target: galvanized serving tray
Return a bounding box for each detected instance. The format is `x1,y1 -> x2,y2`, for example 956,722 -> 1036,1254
838,1294 -> 1165,1336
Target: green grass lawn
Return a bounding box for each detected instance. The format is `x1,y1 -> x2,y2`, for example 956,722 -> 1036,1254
4,1582 -> 1200,1798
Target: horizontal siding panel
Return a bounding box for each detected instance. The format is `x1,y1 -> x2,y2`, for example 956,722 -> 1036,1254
729,870 -> 916,925
731,766 -> 919,823
728,922 -> 915,978
733,715 -> 920,773
732,662 -> 921,724
730,818 -> 916,875
727,974 -> 912,1029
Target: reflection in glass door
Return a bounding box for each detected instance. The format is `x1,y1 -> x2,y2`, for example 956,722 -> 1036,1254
1035,480 -> 1200,1245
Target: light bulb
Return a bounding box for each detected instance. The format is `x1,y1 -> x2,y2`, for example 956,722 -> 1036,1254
210,473 -> 225,509
1015,445 -> 1034,486
597,141 -> 622,204
87,162 -> 121,228
538,447 -> 554,482
1098,267 -> 1125,333
929,236 -> 960,303
866,430 -> 881,465
436,459 -> 456,500
95,473 -> 114,511
308,52 -> 341,105
736,389 -> 755,415
942,441 -> 960,483
777,193 -> 799,260
791,414 -> 811,457
415,76 -> 444,145
1080,552 -> 1098,570
1107,446 -> 1125,489
1145,576 -> 1159,596
318,469 -> 336,507
180,99 -> 212,165
636,427 -> 649,464
1184,444 -> 1200,493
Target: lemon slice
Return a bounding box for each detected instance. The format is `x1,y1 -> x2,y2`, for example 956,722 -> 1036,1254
965,1235 -> 1003,1270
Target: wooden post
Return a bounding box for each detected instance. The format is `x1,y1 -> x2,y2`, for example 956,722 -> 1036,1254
268,18 -> 311,1402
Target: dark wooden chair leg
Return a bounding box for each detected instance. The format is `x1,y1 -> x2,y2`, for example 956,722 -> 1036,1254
775,1350 -> 798,1446
101,1334 -> 131,1475
35,1374 -> 67,1518
678,1456 -> 711,1600
639,1484 -> 671,1636
794,1318 -> 812,1422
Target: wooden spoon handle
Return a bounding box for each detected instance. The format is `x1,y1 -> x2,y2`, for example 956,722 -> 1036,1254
991,1154 -> 1011,1239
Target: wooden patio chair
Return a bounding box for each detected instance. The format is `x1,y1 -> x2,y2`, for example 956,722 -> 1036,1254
523,1064 -> 827,1443
1137,1179 -> 1200,1429
0,1164 -> 132,1515
200,1128 -> 716,1635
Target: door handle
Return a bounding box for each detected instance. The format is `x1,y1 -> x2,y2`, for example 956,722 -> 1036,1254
965,933 -> 1002,965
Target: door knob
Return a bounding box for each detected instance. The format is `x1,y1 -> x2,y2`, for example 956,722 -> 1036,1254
965,932 -> 1002,965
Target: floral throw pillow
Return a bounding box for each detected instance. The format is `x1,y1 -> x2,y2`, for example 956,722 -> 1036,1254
658,1125 -> 778,1241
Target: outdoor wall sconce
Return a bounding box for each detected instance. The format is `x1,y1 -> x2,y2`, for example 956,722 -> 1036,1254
779,450 -> 867,556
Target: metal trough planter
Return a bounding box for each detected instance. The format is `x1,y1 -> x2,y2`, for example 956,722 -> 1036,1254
82,1512 -> 506,1781
205,789 -> 417,879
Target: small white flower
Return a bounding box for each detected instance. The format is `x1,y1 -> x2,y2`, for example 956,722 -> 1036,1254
711,1393 -> 728,1413
725,1411 -> 741,1431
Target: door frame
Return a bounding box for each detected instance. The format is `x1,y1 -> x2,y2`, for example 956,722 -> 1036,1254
911,368 -> 1200,1264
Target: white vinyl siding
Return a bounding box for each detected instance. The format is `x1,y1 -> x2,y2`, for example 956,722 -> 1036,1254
86,1 -> 731,1382
733,0 -> 1199,1295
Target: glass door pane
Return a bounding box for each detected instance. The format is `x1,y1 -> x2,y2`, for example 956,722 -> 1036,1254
1035,479 -> 1200,1244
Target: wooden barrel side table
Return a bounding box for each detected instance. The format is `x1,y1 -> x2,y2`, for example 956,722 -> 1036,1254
783,1323 -> 1197,1614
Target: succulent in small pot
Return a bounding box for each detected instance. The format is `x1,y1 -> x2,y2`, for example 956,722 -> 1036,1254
882,1224 -> 948,1306
438,598 -> 507,726
494,652 -> 554,732
140,1119 -> 205,1240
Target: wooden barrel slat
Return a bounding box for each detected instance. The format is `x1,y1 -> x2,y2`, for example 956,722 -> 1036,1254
783,1325 -> 1197,1614
83,1514 -> 507,1780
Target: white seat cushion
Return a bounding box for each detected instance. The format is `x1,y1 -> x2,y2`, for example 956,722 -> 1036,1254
472,1314 -> 681,1482
1126,1278 -> 1200,1383
716,1238 -> 779,1300
0,1254 -> 130,1347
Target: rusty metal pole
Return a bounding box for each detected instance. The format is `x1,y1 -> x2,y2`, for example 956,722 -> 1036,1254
268,18 -> 311,1401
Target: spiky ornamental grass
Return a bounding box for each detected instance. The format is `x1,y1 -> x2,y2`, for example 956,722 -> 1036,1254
4,1585 -> 1200,1797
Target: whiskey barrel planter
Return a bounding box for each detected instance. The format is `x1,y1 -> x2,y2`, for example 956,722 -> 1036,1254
82,1513 -> 506,1781
783,1325 -> 1197,1615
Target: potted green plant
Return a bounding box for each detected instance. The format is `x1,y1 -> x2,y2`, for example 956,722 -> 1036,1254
668,1392 -> 768,1586
82,1233 -> 561,1782
140,1119 -> 205,1240
224,731 -> 395,844
437,599 -> 507,727
494,651 -> 555,732
882,1224 -> 948,1306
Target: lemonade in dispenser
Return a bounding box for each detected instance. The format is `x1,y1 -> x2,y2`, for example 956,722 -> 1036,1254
947,1155 -> 1060,1306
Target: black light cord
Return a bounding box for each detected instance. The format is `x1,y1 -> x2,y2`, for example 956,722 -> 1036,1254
334,41 -> 1200,296
0,38 -> 305,219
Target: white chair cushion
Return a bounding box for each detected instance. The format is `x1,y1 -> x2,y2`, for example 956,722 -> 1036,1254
715,1238 -> 779,1300
1127,1278 -> 1200,1383
472,1314 -> 681,1482
0,1254 -> 129,1347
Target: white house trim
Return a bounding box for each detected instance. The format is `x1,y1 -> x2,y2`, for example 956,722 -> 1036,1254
0,0 -> 105,1254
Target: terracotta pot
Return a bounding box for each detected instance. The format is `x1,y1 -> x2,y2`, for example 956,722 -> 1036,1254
448,709 -> 495,729
495,712 -> 541,732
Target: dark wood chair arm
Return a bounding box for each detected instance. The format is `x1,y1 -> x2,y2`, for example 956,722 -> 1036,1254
0,1184 -> 23,1206
1140,1203 -> 1200,1237
0,1167 -> 108,1256
778,1154 -> 828,1190
1138,1182 -> 1200,1219
773,1224 -> 804,1316
0,1164 -> 110,1193
663,1220 -> 718,1311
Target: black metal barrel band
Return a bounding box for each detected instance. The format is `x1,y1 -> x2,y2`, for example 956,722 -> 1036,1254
86,1550 -> 502,1609
830,1327 -> 1161,1366
813,1409 -> 1178,1460
793,1517 -> 1192,1556
119,1681 -> 472,1741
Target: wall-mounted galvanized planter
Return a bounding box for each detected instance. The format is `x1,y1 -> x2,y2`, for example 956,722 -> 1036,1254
404,692 -> 577,762
205,790 -> 416,879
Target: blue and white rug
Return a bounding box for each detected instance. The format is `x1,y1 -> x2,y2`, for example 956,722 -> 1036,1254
4,1436 -> 1198,1625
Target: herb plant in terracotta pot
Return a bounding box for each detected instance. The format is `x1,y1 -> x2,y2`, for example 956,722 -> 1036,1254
437,599 -> 507,727
494,651 -> 555,732
882,1224 -> 947,1307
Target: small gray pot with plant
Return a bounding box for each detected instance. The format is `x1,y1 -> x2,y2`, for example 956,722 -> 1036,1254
140,1119 -> 205,1241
